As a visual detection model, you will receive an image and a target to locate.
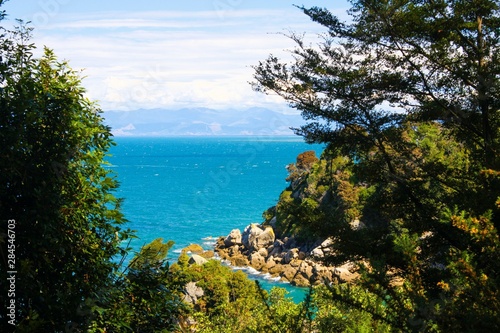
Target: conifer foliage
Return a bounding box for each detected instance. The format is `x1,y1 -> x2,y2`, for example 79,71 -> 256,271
253,1 -> 500,331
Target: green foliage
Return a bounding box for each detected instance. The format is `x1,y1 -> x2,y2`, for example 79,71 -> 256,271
296,150 -> 319,170
175,259 -> 310,333
313,285 -> 392,333
0,21 -> 133,331
253,1 -> 500,332
129,238 -> 174,270
89,238 -> 187,333
2,1 -> 500,332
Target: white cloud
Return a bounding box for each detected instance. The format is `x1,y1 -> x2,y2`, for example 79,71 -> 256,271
24,7 -> 336,112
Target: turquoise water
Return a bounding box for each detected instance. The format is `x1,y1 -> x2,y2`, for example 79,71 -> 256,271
107,136 -> 324,302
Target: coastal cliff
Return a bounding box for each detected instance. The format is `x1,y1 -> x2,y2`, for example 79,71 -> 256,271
214,150 -> 362,287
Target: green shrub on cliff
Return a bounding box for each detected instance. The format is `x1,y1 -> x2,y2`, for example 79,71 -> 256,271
172,258 -> 305,333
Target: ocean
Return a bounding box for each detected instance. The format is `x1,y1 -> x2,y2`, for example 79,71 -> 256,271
107,136 -> 325,302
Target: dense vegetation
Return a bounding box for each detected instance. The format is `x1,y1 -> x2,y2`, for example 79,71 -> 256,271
253,0 -> 500,331
1,0 -> 499,332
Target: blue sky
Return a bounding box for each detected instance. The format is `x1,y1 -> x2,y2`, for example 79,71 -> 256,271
2,0 -> 350,112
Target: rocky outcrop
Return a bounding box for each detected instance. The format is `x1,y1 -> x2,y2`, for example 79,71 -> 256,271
183,243 -> 205,255
189,254 -> 208,266
215,223 -> 359,287
224,229 -> 242,247
242,224 -> 275,251
183,282 -> 204,305
182,244 -> 215,262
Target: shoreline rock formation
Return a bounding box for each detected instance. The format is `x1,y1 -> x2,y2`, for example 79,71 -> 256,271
215,223 -> 358,287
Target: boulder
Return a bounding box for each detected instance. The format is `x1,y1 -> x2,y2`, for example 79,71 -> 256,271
242,224 -> 275,251
183,244 -> 204,254
350,219 -> 366,230
229,245 -> 240,256
265,257 -> 277,270
290,258 -> 302,268
291,274 -> 311,287
232,255 -> 249,267
200,250 -> 215,259
280,265 -> 298,282
269,240 -> 284,257
183,282 -> 204,304
284,236 -> 297,249
242,224 -> 263,250
269,216 -> 277,228
189,254 -> 208,265
311,247 -> 324,259
216,248 -> 230,260
224,229 -> 242,247
283,248 -> 299,264
258,247 -> 268,258
254,227 -> 275,250
320,237 -> 334,248
334,262 -> 359,283
249,252 -> 266,271
297,261 -> 313,279
215,236 -> 225,249
268,263 -> 284,276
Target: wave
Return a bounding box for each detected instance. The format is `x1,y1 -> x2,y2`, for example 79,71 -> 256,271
217,259 -> 288,283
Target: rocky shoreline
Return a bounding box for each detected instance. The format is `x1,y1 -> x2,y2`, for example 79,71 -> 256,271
214,223 -> 357,287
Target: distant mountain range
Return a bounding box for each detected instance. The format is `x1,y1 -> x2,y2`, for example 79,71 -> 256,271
102,107 -> 306,136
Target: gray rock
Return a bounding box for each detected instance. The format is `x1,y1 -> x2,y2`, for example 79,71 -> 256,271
224,229 -> 242,247
249,252 -> 266,270
242,224 -> 275,251
269,240 -> 284,257
254,227 -> 275,250
283,248 -> 299,264
269,216 -> 277,228
242,224 -> 263,250
183,282 -> 204,304
311,247 -> 324,259
320,237 -> 334,248
280,265 -> 298,282
188,254 -> 208,266
284,236 -> 297,249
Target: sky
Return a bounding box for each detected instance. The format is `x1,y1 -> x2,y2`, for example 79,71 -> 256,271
2,0 -> 350,113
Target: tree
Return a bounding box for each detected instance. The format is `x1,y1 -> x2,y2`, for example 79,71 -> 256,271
0,19 -> 132,331
253,1 -> 500,331
253,0 -> 500,169
89,238 -> 187,333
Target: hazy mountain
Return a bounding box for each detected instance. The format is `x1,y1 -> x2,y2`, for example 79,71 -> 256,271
102,107 -> 306,136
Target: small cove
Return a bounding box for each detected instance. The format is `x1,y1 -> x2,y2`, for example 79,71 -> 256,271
107,136 -> 324,302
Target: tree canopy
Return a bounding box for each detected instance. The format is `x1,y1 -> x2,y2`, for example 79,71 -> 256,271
0,17 -> 133,332
253,0 -> 500,331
